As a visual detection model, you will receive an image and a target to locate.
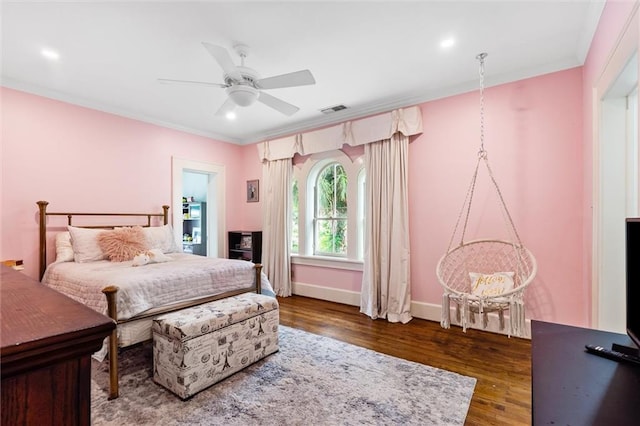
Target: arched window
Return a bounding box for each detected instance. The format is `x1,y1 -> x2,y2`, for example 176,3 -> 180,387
314,162 -> 347,256
291,150 -> 364,269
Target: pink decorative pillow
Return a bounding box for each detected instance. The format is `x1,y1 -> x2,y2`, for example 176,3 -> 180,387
97,226 -> 148,262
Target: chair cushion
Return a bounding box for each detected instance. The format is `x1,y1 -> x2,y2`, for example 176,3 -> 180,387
469,272 -> 514,297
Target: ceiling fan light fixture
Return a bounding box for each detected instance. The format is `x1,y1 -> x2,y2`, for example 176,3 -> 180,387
226,85 -> 259,107
162,42 -> 315,116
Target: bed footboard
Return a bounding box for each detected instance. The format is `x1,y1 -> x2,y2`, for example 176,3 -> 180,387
100,263 -> 263,400
255,263 -> 262,294
101,286 -> 120,400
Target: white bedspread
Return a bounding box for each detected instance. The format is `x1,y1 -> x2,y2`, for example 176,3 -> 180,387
43,253 -> 274,321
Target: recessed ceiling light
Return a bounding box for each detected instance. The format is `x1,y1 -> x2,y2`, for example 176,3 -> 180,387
225,111 -> 236,120
41,48 -> 60,60
440,38 -> 455,49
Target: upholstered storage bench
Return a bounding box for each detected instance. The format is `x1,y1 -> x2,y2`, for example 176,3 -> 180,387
152,293 -> 279,399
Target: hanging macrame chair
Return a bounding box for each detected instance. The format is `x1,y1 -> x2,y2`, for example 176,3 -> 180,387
436,53 -> 537,338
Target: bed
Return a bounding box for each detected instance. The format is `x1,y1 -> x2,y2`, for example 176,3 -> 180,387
37,201 -> 274,400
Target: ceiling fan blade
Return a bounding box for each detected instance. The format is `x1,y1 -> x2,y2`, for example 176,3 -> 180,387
256,69 -> 316,90
258,92 -> 300,116
214,97 -> 237,117
202,42 -> 244,82
158,78 -> 228,88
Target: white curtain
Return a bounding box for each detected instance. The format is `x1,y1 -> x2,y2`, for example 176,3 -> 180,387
262,158 -> 292,296
360,133 -> 412,323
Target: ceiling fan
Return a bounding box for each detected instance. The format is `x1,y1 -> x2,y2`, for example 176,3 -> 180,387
159,42 -> 316,117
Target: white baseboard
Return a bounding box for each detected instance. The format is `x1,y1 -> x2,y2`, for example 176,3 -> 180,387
292,281 -> 531,339
292,281 -> 361,307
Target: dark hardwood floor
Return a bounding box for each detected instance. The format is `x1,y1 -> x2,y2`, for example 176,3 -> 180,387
278,295 -> 532,426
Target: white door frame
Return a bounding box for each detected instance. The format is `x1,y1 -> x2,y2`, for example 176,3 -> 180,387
592,4 -> 639,331
172,157 -> 226,257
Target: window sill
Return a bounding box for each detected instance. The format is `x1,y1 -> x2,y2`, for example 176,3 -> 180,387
290,254 -> 363,271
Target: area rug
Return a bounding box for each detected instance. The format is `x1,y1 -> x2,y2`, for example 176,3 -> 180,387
92,326 -> 476,425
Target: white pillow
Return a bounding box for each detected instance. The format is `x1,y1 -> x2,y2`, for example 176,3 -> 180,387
143,224 -> 179,253
54,232 -> 75,263
469,272 -> 515,297
68,226 -> 107,263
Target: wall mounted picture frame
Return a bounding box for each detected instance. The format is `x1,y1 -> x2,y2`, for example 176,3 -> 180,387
247,179 -> 259,203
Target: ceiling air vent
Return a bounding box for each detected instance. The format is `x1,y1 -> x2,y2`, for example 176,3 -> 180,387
320,104 -> 348,114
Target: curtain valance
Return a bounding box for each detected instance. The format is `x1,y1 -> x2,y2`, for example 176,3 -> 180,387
257,105 -> 422,161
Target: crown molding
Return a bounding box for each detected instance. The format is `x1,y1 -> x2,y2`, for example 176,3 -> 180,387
1,77 -> 244,144
3,57 -> 582,147
244,58 -> 582,145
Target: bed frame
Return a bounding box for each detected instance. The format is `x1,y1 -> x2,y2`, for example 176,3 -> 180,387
37,201 -> 263,400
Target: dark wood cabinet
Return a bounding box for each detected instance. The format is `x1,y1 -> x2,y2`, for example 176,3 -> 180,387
531,320 -> 640,425
228,231 -> 262,263
1,265 -> 115,426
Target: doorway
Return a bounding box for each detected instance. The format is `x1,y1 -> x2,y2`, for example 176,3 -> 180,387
596,53 -> 638,333
182,171 -> 209,256
172,157 -> 226,258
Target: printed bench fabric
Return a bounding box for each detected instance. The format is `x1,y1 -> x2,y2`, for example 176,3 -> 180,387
153,293 -> 279,399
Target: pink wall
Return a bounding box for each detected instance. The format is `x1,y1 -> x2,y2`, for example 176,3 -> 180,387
271,67 -> 587,326
239,141 -> 264,231
1,87 -> 245,279
412,67 -> 584,325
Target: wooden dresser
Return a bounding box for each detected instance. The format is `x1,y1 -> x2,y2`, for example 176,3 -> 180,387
1,265 -> 115,426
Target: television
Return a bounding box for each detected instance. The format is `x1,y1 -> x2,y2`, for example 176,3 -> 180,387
626,218 -> 640,351
584,219 -> 640,363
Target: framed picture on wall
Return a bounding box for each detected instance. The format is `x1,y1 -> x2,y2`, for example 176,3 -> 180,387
247,179 -> 259,203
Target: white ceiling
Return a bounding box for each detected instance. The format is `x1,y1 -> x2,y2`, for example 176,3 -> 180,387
1,1 -> 605,145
